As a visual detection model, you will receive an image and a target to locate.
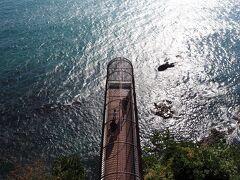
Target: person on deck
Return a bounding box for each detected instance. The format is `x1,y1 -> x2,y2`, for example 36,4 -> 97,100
110,109 -> 118,134
110,119 -> 118,133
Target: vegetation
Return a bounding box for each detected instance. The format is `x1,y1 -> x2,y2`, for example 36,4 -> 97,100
0,160 -> 15,178
2,130 -> 240,180
143,129 -> 240,180
51,155 -> 85,180
6,160 -> 49,180
1,155 -> 85,180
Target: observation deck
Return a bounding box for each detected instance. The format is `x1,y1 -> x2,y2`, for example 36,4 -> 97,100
100,57 -> 143,180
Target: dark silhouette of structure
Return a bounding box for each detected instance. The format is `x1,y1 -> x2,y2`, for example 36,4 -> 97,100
158,62 -> 175,71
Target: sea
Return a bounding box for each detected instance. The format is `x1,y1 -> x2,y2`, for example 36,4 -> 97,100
0,0 -> 239,178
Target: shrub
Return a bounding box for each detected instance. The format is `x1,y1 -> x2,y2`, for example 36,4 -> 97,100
4,155 -> 85,180
143,130 -> 240,180
7,160 -> 48,180
51,155 -> 85,180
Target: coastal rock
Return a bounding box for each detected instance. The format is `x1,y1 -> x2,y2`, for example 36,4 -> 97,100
232,109 -> 240,123
152,100 -> 175,119
200,128 -> 226,145
227,109 -> 240,146
175,55 -> 182,58
157,62 -> 175,71
228,126 -> 240,147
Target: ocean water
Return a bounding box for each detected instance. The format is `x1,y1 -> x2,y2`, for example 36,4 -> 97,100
0,0 -> 239,178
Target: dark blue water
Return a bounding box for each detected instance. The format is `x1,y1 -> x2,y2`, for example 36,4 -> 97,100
0,0 -> 240,178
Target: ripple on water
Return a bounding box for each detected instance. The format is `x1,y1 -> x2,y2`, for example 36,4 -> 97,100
0,0 -> 240,178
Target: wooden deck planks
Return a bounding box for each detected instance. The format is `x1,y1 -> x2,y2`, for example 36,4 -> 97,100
102,87 -> 137,180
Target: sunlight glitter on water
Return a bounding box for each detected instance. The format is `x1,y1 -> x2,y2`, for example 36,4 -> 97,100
0,0 -> 239,178
43,0 -> 240,144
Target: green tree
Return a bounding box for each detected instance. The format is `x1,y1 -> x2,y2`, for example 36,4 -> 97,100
52,155 -> 85,180
143,130 -> 240,180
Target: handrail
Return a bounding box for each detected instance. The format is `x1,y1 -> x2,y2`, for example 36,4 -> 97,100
107,57 -> 133,69
101,171 -> 141,179
103,119 -> 136,126
102,141 -> 138,150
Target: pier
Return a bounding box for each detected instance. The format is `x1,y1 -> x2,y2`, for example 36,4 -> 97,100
100,57 -> 143,180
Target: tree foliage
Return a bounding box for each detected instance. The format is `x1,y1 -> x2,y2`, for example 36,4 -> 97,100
2,155 -> 85,180
51,155 -> 85,180
143,130 -> 240,180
